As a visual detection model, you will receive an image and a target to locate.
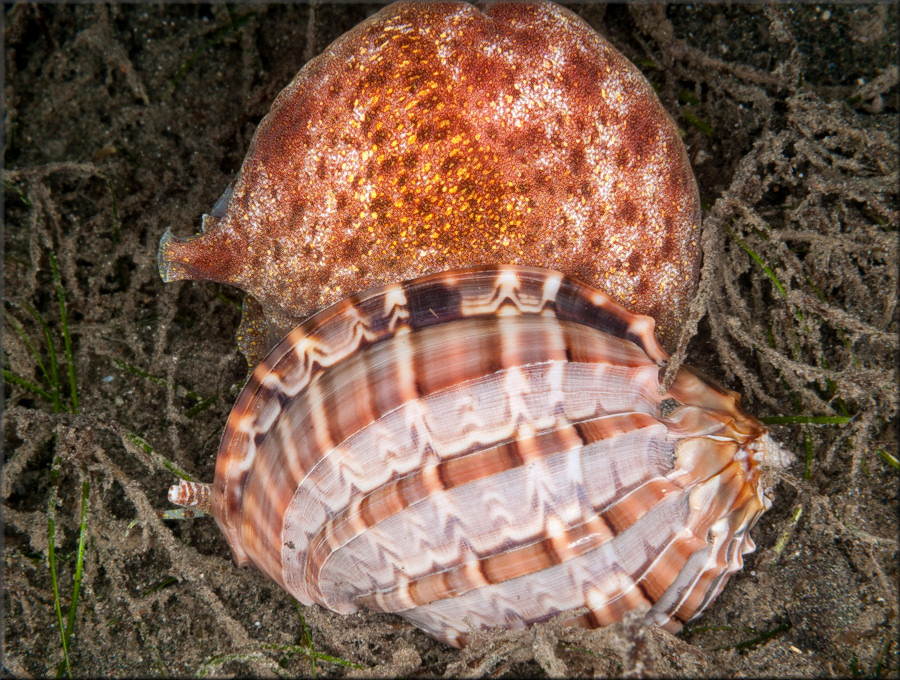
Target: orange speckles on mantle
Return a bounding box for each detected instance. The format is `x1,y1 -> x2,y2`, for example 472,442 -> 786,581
158,0 -> 700,366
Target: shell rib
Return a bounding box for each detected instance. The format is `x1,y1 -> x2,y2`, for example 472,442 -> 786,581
174,265 -> 788,648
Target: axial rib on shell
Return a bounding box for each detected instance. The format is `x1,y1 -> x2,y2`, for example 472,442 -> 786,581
169,266 -> 790,648
157,0 -> 701,363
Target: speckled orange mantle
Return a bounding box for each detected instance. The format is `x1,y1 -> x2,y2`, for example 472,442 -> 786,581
159,1 -> 700,363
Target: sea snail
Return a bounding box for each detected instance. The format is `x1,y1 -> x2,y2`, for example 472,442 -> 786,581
157,0 -> 701,366
168,266 -> 791,648
161,1 -> 791,649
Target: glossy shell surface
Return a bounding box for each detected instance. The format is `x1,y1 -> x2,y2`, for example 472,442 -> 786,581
170,266 -> 789,648
158,0 -> 700,362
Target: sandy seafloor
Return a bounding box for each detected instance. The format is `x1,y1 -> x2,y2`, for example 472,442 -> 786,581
3,3 -> 897,677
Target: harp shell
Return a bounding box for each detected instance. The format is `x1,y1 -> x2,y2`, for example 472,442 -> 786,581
170,265 -> 789,648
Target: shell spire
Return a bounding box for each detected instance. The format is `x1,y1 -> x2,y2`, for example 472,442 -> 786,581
168,480 -> 213,515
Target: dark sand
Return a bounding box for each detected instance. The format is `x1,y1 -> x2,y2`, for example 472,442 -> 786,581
3,3 -> 897,677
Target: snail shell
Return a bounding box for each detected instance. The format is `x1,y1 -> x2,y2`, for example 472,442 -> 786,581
169,265 -> 790,648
